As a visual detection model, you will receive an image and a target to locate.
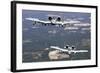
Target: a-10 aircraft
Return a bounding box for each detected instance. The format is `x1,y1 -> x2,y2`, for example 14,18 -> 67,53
50,45 -> 88,54
25,14 -> 81,27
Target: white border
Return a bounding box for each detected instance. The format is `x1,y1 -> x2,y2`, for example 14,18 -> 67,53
16,4 -> 96,70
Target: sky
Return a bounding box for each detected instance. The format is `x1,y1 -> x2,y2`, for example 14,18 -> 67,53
22,10 -> 91,62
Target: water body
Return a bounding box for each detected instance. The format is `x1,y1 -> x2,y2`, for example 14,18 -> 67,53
22,10 -> 91,63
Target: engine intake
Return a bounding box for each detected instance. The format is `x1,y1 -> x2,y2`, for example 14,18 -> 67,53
57,17 -> 61,21
72,46 -> 75,50
48,17 -> 52,21
65,45 -> 69,49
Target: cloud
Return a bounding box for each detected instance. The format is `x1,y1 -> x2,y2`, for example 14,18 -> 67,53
81,27 -> 90,31
48,50 -> 70,60
74,23 -> 90,27
23,40 -> 32,43
23,28 -> 29,31
69,31 -> 77,33
46,14 -> 61,17
25,17 -> 39,21
32,52 -> 42,60
64,27 -> 79,30
32,27 -> 39,29
48,30 -> 57,34
66,19 -> 81,22
80,31 -> 86,34
77,18 -> 85,20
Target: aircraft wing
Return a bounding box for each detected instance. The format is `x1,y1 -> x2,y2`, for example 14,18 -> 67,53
54,21 -> 81,26
25,18 -> 51,24
62,20 -> 81,25
50,46 -> 69,52
70,50 -> 88,53
50,46 -> 88,53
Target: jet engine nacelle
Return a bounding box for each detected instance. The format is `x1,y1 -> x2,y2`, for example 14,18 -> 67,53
48,16 -> 52,21
64,45 -> 76,53
72,46 -> 76,50
56,17 -> 61,21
